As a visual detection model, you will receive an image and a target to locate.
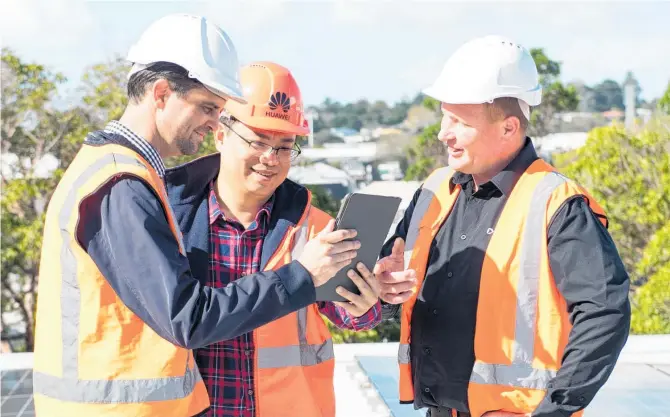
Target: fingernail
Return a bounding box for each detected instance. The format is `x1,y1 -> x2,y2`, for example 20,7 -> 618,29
336,287 -> 343,293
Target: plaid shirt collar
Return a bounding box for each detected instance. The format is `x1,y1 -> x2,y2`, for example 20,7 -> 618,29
208,182 -> 274,227
103,120 -> 166,178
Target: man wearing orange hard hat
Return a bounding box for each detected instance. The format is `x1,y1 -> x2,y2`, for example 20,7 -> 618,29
165,61 -> 382,417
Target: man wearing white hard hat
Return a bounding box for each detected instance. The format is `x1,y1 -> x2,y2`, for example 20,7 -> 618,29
374,36 -> 630,417
32,14 -> 357,417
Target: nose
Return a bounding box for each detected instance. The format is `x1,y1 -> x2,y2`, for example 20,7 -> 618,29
259,149 -> 279,166
438,115 -> 455,142
207,108 -> 225,131
438,129 -> 456,142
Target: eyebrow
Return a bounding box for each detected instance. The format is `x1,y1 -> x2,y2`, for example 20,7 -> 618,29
202,101 -> 222,111
256,132 -> 295,144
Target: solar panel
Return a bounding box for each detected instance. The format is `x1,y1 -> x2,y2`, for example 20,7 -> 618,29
1,369 -> 34,417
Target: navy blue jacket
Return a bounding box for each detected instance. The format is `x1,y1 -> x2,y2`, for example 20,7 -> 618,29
78,133 -> 316,350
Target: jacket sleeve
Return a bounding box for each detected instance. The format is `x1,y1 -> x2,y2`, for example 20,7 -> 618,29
531,196 -> 631,417
76,175 -> 317,349
379,186 -> 424,321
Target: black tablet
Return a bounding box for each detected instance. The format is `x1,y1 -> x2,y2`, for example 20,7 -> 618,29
315,192 -> 402,302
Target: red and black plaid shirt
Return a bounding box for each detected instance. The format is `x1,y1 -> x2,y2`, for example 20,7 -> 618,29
195,184 -> 381,417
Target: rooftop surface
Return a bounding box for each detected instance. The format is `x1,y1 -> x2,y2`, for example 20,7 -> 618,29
2,335 -> 669,417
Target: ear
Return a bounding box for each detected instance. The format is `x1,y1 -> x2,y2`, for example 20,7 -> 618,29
501,116 -> 521,139
152,79 -> 171,110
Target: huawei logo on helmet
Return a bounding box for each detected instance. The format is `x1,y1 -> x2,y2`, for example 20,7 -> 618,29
268,92 -> 291,113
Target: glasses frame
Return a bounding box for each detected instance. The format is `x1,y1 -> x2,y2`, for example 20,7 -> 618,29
225,123 -> 302,162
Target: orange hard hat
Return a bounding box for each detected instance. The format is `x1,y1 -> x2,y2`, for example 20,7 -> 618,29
222,61 -> 309,136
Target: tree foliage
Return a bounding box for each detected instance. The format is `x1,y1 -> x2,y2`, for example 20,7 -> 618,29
553,119 -> 670,334
553,121 -> 670,285
308,96 -> 417,133
658,81 -> 670,115
527,48 -> 580,137
630,222 -> 670,334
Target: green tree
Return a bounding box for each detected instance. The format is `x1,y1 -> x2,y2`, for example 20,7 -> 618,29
304,184 -> 340,217
403,97 -> 445,181
553,122 -> 670,286
658,81 -> 670,115
527,48 -> 579,137
1,49 -> 86,350
592,79 -> 625,112
630,222 -> 670,334
553,118 -> 670,334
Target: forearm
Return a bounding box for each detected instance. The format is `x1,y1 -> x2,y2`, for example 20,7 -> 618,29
78,177 -> 316,349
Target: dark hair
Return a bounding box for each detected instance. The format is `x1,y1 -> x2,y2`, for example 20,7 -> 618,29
127,62 -> 205,103
484,97 -> 529,132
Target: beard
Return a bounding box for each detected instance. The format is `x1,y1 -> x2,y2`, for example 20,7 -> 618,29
175,136 -> 199,155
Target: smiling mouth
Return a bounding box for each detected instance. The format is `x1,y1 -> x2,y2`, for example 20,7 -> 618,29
251,168 -> 275,178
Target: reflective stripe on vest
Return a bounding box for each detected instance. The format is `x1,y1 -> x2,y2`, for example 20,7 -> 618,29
257,219 -> 335,369
398,167 -> 452,366
469,172 -> 567,389
33,152 -> 200,403
398,170 -> 570,390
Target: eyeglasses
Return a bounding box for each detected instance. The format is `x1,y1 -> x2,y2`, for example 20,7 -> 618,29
226,125 -> 301,161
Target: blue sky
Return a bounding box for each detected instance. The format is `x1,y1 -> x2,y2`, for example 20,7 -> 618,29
2,0 -> 670,107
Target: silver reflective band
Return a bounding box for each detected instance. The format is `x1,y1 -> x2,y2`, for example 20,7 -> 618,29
398,343 -> 411,365
33,367 -> 202,403
257,217 -> 335,369
402,167 -> 452,301
34,152 -> 202,403
258,339 -> 334,369
398,168 -> 452,365
470,362 -> 557,390
469,172 -> 568,389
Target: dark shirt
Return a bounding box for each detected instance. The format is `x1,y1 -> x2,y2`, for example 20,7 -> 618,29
381,139 -> 631,417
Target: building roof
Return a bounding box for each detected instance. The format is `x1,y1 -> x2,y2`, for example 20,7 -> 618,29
1,336 -> 669,417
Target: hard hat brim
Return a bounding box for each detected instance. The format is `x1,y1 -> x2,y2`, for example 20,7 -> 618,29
234,112 -> 310,136
202,83 -> 247,105
422,84 -> 542,107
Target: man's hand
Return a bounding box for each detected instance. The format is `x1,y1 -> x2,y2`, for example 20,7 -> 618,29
333,263 -> 380,317
482,411 -> 530,417
297,219 -> 359,288
373,238 -> 417,304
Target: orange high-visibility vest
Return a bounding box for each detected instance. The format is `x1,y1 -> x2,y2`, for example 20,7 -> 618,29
251,202 -> 337,417
34,142 -> 337,417
398,159 -> 607,417
33,143 -> 208,417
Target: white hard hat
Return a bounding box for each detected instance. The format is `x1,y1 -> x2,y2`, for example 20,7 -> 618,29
126,14 -> 246,103
423,35 -> 542,119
